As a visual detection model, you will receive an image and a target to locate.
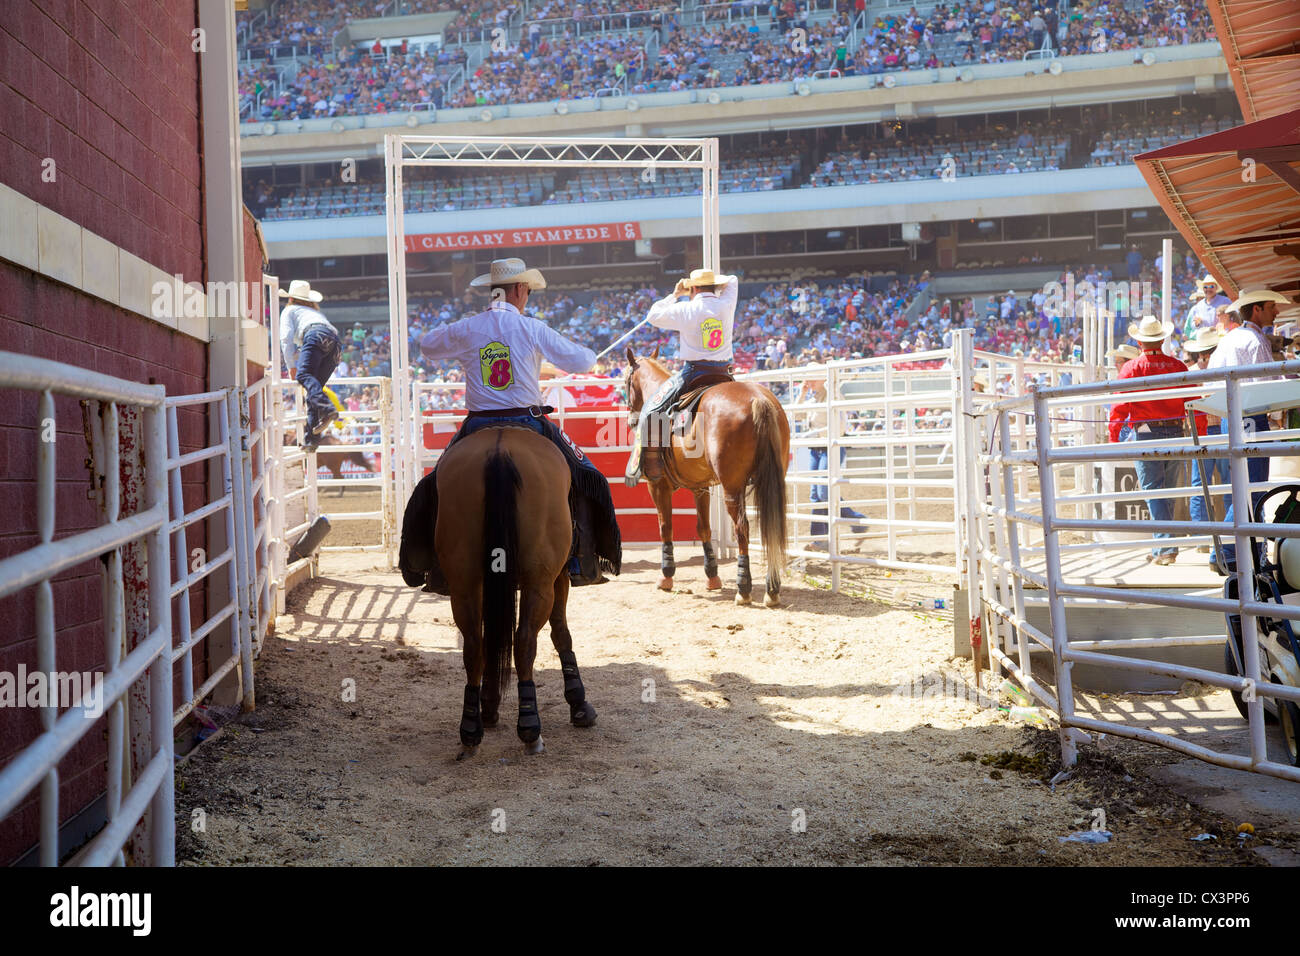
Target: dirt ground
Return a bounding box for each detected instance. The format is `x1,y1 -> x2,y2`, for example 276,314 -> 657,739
174,545 -> 1287,867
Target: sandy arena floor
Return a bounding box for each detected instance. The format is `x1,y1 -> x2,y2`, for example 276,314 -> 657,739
174,543 -> 1288,866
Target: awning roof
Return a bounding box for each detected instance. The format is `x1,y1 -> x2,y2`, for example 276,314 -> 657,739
1207,0 -> 1300,123
1135,107 -> 1300,303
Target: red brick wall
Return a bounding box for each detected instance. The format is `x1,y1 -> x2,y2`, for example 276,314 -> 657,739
0,0 -> 203,282
0,0 -> 209,864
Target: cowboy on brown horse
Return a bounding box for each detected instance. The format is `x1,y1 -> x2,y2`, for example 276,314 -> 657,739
624,267 -> 738,486
406,257 -> 621,593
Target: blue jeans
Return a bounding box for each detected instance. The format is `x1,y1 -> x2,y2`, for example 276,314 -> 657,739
296,327 -> 341,430
1217,415 -> 1270,567
1125,423 -> 1183,557
1189,455 -> 1226,523
809,446 -> 864,534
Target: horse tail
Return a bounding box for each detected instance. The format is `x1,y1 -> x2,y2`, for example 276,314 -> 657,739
482,449 -> 521,700
751,395 -> 788,579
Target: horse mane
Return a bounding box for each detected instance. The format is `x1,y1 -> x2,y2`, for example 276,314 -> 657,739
637,354 -> 670,378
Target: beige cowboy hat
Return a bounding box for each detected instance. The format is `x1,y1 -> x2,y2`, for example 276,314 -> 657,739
684,268 -> 734,288
1196,274 -> 1221,288
1188,289 -> 1204,302
1106,343 -> 1140,362
469,257 -> 547,290
1228,287 -> 1289,313
280,279 -> 323,302
1128,314 -> 1174,343
1184,327 -> 1222,353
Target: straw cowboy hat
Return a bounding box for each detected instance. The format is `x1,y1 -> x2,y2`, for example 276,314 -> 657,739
1106,344 -> 1140,362
280,279 -> 323,302
1183,327 -> 1222,353
1227,287 -> 1289,313
1196,274 -> 1221,289
684,268 -> 734,288
469,257 -> 547,290
1128,315 -> 1174,343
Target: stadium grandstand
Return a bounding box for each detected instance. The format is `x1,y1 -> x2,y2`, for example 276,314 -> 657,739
236,0 -> 1237,389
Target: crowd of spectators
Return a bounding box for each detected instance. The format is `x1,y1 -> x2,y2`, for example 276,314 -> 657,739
238,0 -> 1222,118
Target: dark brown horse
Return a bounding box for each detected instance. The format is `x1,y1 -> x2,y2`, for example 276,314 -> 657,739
624,346 -> 790,606
398,426 -> 597,759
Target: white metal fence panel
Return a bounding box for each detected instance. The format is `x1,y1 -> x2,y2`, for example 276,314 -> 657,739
974,359 -> 1300,782
0,351 -> 174,866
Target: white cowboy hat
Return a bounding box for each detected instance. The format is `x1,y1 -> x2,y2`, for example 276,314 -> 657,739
1128,314 -> 1174,343
1106,344 -> 1140,362
469,257 -> 547,290
1228,287 -> 1289,313
280,279 -> 323,302
1183,327 -> 1222,353
1197,274 -> 1220,288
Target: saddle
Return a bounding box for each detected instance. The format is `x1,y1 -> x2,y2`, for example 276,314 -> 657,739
667,372 -> 734,437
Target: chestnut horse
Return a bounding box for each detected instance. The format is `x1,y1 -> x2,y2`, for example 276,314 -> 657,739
624,346 -> 790,607
398,425 -> 597,759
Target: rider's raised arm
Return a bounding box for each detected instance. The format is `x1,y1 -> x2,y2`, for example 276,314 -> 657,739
645,292 -> 696,331
418,317 -> 471,361
535,321 -> 597,374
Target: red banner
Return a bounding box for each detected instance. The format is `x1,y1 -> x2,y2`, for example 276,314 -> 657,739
405,222 -> 641,252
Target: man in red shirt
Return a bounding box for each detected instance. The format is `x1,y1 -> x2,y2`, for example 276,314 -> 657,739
1108,315 -> 1188,565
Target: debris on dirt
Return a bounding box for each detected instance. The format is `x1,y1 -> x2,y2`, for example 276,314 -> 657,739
957,751 -> 979,762
980,750 -> 1051,780
1060,830 -> 1112,844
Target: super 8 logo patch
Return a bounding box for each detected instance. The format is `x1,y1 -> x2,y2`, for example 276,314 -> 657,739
701,316 -> 724,351
479,341 -> 513,390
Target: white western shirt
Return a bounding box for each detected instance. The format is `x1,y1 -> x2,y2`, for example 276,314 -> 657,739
1207,321 -> 1272,370
418,301 -> 595,411
279,303 -> 338,367
646,277 -> 739,362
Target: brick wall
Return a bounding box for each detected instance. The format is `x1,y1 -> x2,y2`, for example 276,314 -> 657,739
0,0 -> 203,284
0,0 -> 210,865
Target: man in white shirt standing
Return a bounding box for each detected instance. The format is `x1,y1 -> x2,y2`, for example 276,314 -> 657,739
1205,287 -> 1290,572
409,258 -> 620,592
279,279 -> 342,449
625,267 -> 738,484
1182,274 -> 1231,337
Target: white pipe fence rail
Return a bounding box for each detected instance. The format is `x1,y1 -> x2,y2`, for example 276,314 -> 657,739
974,359 -> 1300,782
0,351 -> 174,867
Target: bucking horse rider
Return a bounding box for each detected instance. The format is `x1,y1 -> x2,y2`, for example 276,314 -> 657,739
410,257 -> 621,592
625,267 -> 738,486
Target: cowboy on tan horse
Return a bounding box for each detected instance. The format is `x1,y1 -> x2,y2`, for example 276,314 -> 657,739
407,257 -> 621,593
624,267 -> 738,486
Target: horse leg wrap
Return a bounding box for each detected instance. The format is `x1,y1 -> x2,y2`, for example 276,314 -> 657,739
460,685 -> 484,748
702,540 -> 718,579
737,554 -> 752,597
516,680 -> 542,744
559,650 -> 597,726
661,542 -> 676,578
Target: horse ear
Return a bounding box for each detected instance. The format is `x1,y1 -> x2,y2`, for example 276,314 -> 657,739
651,344 -> 659,360
625,346 -> 637,369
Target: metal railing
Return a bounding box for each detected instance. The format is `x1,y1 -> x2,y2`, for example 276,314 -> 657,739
975,360 -> 1300,782
314,376 -> 395,559
0,351 -> 174,866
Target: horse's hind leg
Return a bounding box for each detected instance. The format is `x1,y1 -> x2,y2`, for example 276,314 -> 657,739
547,574 -> 596,727
694,489 -> 722,591
450,590 -> 486,759
725,487 -> 753,605
515,583 -> 554,754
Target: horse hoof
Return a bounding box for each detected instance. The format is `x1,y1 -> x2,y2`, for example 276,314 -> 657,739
706,576 -> 723,591
764,593 -> 782,608
658,577 -> 673,592
456,745 -> 479,761
523,736 -> 545,756
570,702 -> 598,727
735,593 -> 752,606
